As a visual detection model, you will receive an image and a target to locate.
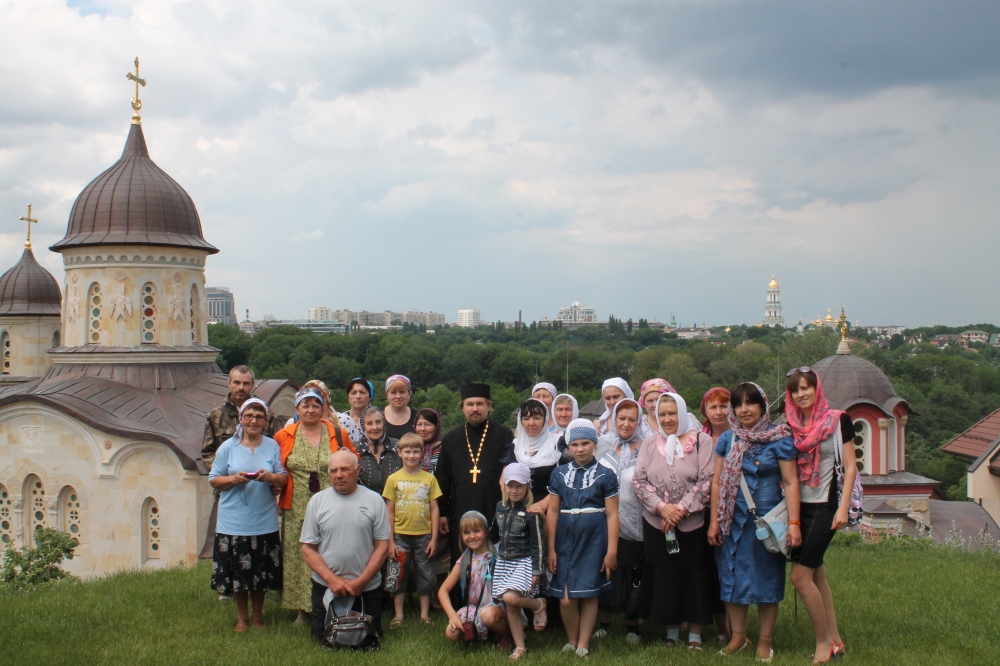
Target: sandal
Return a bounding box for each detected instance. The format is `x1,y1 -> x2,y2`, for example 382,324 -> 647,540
811,641 -> 835,664
389,617 -> 403,629
509,647 -> 528,662
532,598 -> 547,632
833,641 -> 846,659
688,641 -> 703,651
420,617 -> 434,625
562,643 -> 577,652
576,647 -> 589,659
756,648 -> 774,663
718,638 -> 753,656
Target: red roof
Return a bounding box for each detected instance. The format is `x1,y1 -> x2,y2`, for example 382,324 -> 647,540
941,406 -> 1000,459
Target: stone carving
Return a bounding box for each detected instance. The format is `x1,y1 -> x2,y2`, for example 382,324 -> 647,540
169,285 -> 186,322
114,270 -> 126,283
66,286 -> 80,323
109,283 -> 133,321
172,272 -> 181,283
20,426 -> 44,453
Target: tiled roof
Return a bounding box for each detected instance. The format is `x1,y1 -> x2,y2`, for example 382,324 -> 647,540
928,499 -> 1000,548
940,406 -> 1000,460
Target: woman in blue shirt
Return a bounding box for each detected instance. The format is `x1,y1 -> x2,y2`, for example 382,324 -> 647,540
209,398 -> 288,632
707,383 -> 801,662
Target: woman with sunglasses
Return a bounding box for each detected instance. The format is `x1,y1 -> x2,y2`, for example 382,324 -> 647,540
274,388 -> 358,624
209,398 -> 289,632
785,367 -> 857,663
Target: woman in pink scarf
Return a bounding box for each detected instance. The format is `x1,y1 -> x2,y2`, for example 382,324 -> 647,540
785,368 -> 857,663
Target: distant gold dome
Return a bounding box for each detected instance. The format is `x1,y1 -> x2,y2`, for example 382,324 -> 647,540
825,308 -> 834,322
768,274 -> 779,289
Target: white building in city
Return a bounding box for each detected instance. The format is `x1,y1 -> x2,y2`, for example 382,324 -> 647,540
557,301 -> 597,325
763,275 -> 785,328
457,309 -> 481,328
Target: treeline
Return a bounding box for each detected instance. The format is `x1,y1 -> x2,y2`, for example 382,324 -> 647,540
208,322 -> 1000,499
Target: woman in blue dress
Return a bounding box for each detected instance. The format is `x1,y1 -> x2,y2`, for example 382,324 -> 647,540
707,383 -> 801,662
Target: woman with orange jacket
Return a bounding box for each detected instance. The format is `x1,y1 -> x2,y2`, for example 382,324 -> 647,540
275,386 -> 357,624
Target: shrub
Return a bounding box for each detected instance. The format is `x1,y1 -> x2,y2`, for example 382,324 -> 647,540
0,528 -> 79,593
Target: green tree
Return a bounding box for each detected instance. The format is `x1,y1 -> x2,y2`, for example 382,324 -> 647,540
208,324 -> 253,372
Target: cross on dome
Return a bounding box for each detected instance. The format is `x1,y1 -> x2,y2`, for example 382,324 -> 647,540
126,57 -> 146,125
18,204 -> 38,249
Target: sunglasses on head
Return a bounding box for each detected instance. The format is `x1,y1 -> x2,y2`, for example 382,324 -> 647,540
786,366 -> 814,377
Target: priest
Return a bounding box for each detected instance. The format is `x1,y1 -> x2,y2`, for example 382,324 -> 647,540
435,383 -> 515,560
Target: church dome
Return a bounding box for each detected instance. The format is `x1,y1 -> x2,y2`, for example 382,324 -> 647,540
768,275 -> 779,289
811,353 -> 911,416
0,247 -> 62,316
50,124 -> 218,254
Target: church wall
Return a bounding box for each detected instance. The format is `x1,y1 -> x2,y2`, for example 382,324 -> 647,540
847,405 -> 886,476
0,402 -> 206,578
0,316 -> 61,377
58,246 -> 209,348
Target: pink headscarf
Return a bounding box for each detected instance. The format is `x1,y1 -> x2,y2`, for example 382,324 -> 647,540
699,387 -> 731,434
785,373 -> 843,488
639,378 -> 676,409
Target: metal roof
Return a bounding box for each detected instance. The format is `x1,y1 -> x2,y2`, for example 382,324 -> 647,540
0,247 -> 61,316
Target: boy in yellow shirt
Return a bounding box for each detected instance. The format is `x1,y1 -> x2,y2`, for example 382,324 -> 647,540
383,432 -> 443,626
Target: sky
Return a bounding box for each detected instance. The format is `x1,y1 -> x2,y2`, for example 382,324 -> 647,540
1,1 -> 998,327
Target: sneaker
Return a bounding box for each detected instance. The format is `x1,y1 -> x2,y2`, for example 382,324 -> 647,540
592,627 -> 608,639
626,631 -> 641,645
562,643 -> 577,652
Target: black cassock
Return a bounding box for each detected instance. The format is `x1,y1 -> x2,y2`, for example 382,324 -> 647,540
435,418 -> 514,561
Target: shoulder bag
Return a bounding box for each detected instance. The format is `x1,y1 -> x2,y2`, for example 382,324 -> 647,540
322,596 -> 380,651
833,428 -> 864,526
739,473 -> 790,557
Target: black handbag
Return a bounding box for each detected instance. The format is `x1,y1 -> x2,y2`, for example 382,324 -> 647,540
322,597 -> 380,651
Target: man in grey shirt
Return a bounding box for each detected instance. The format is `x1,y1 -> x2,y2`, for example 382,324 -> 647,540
301,448 -> 390,641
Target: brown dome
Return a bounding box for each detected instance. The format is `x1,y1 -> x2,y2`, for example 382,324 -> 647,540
50,124 -> 218,254
0,247 -> 62,316
811,353 -> 911,416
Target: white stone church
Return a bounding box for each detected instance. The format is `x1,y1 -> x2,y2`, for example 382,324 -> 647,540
0,106 -> 295,577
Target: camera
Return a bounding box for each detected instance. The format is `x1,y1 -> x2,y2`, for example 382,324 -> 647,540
462,622 -> 476,642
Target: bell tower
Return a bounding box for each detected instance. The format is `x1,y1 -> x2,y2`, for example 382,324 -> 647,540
763,275 -> 784,328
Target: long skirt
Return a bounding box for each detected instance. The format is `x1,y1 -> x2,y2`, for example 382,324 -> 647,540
211,531 -> 282,594
598,537 -> 644,619
638,520 -> 713,626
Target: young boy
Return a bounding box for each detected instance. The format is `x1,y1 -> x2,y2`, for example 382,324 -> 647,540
383,432 -> 443,626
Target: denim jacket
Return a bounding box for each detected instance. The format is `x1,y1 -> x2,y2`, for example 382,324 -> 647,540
490,500 -> 545,575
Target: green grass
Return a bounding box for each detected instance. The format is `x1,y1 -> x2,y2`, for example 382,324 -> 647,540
2,538 -> 998,665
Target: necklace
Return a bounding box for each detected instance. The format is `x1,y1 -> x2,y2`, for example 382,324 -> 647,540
464,420 -> 490,483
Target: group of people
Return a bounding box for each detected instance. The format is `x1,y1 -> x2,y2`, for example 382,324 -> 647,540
202,366 -> 857,663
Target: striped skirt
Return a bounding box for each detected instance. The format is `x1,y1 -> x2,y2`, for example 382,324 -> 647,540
491,557 -> 535,600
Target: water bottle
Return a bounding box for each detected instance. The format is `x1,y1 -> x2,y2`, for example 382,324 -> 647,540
665,529 -> 680,555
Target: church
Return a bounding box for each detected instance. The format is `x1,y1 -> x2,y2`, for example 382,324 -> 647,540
0,66 -> 295,576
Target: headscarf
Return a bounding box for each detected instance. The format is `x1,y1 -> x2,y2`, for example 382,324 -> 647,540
717,383 -> 792,535
346,378 -> 375,407
639,378 -> 676,409
513,399 -> 562,468
599,398 -> 643,453
652,393 -> 698,465
359,405 -> 388,451
598,377 -> 634,428
385,374 -> 412,395
234,397 -> 269,441
700,387 -> 732,434
785,373 -> 843,488
551,394 -> 579,435
531,382 -> 558,403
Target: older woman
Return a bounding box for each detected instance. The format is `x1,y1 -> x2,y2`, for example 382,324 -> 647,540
595,378 -> 633,436
700,387 -> 731,445
357,405 -> 402,494
284,379 -> 338,427
633,393 -> 715,649
209,398 -> 288,632
707,383 -> 800,661
275,387 -> 357,624
786,368 -> 857,663
552,393 -> 580,463
637,378 -> 675,440
512,398 -> 562,502
595,398 -> 645,642
531,382 -> 559,430
338,378 -> 374,445
383,374 -> 417,440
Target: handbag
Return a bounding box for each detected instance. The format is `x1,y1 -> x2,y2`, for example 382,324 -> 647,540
460,554 -> 490,644
322,597 -> 379,651
834,429 -> 864,526
739,473 -> 790,557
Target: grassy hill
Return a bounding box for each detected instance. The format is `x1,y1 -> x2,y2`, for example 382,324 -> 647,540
2,537 -> 997,665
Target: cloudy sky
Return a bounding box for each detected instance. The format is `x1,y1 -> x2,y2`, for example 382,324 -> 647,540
1,1 -> 997,327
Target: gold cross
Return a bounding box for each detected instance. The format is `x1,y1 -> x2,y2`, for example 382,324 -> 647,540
19,204 -> 38,250
470,465 -> 481,483
126,56 -> 147,125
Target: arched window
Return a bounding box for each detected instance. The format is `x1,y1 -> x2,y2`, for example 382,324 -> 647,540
88,283 -> 102,344
852,419 -> 870,475
52,330 -> 60,348
23,475 -> 46,547
1,330 -> 9,374
141,283 -> 158,344
189,284 -> 201,344
0,484 -> 12,552
143,497 -> 160,561
59,486 -> 81,541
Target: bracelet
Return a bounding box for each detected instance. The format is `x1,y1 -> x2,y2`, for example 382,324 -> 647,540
788,520 -> 801,527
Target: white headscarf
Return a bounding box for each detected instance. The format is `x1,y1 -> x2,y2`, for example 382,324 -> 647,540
598,377 -> 635,425
599,398 -> 643,452
532,382 -> 559,428
551,393 -> 580,435
513,399 -> 562,468
654,392 -> 697,465
234,397 -> 269,442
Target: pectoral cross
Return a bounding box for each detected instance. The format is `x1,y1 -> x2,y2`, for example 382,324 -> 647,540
126,56 -> 147,125
19,204 -> 38,249
470,465 -> 481,483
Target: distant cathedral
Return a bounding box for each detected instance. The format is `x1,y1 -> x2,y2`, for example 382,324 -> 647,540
763,275 -> 784,328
